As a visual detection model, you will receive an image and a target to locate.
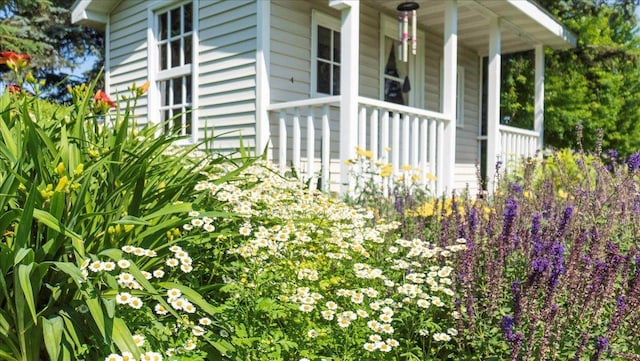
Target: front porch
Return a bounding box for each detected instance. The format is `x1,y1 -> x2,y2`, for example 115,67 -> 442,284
256,0 -> 576,194
267,95 -> 540,194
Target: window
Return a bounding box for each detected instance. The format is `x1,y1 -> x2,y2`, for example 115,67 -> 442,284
312,10 -> 340,96
155,2 -> 194,136
380,14 -> 424,107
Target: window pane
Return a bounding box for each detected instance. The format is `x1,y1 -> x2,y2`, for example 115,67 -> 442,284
185,75 -> 192,103
171,8 -> 180,37
333,65 -> 340,95
172,108 -> 182,133
173,77 -> 183,104
158,44 -> 165,70
171,39 -> 180,68
159,80 -> 168,106
317,26 -> 331,60
184,3 -> 192,33
185,106 -> 192,135
163,110 -> 171,133
158,12 -> 167,40
333,30 -> 340,63
317,61 -> 330,94
184,36 -> 192,65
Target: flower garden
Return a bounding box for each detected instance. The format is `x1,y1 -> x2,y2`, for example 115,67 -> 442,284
1,53 -> 640,361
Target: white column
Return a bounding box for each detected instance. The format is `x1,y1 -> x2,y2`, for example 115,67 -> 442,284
331,0 -> 359,193
256,0 -> 271,156
486,17 -> 501,190
442,0 -> 457,194
534,44 -> 544,152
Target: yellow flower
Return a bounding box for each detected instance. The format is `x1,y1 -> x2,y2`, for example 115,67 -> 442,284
558,189 -> 568,199
380,164 -> 393,177
415,202 -> 435,217
55,162 -> 66,176
74,163 -> 84,175
355,147 -> 373,159
401,164 -> 412,172
55,176 -> 69,192
426,173 -> 438,181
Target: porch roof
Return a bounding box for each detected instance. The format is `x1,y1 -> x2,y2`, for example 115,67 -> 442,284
71,0 -> 116,31
369,0 -> 577,54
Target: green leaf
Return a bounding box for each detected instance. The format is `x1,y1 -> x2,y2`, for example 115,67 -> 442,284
112,215 -> 150,226
42,316 -> 64,361
17,264 -> 37,325
33,209 -> 85,259
157,281 -> 223,316
112,317 -> 140,359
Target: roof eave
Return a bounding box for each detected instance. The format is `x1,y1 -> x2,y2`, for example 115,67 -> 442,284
71,0 -> 112,31
507,0 -> 577,49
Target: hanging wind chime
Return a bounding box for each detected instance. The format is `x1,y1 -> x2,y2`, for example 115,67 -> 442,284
397,2 -> 419,63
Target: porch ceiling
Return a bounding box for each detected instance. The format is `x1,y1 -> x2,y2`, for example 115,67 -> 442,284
366,0 -> 577,55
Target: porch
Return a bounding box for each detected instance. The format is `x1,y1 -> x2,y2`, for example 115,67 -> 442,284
256,0 -> 576,194
267,95 -> 540,194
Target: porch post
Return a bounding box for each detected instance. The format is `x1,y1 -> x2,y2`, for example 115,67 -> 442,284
331,0 -> 359,193
442,0 -> 457,195
486,17 -> 501,191
534,44 -> 544,152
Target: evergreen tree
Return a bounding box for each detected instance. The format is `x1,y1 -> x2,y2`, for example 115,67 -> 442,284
0,0 -> 104,101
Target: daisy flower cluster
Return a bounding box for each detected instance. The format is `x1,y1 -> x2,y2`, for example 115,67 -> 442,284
80,242 -> 216,360
181,161 -> 467,359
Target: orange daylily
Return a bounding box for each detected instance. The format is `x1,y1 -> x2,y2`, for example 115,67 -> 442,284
92,90 -> 117,114
0,51 -> 31,71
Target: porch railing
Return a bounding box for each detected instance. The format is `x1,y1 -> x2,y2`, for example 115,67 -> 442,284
498,124 -> 539,169
267,96 -> 451,194
356,97 -> 451,194
267,96 -> 340,192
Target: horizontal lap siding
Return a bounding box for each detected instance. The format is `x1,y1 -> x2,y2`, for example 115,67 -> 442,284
109,0 -> 148,123
454,46 -> 481,191
270,0 -> 314,103
198,0 -> 258,152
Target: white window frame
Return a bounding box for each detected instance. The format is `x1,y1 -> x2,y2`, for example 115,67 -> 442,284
440,60 -> 465,127
311,10 -> 341,97
379,13 -> 425,108
148,0 -> 198,144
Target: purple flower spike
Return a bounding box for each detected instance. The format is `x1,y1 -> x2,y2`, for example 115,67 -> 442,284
627,152 -> 640,172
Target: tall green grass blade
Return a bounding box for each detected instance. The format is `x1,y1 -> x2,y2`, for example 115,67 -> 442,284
14,183 -> 38,250
112,317 -> 140,359
17,264 -> 37,325
33,209 -> 85,260
42,315 -> 63,360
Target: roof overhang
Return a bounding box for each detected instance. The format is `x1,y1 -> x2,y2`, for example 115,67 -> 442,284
71,0 -> 118,31
368,0 -> 577,54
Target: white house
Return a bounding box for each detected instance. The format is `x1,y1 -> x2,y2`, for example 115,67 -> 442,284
71,0 -> 576,194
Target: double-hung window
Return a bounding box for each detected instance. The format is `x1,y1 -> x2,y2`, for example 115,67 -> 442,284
312,10 -> 340,96
155,2 -> 194,136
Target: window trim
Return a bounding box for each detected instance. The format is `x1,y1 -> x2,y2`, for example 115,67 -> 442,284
379,13 -> 425,108
311,9 -> 341,97
148,0 -> 198,144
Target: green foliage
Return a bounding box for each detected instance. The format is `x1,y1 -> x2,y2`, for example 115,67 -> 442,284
538,0 -> 640,155
0,0 -> 104,101
0,73 -> 234,359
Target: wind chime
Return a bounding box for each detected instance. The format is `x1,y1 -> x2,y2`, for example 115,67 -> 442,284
395,2 -> 419,96
397,2 -> 419,63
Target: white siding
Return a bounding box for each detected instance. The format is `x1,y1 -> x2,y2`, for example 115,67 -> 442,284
108,0 -> 148,122
107,0 -> 258,151
198,0 -> 257,152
